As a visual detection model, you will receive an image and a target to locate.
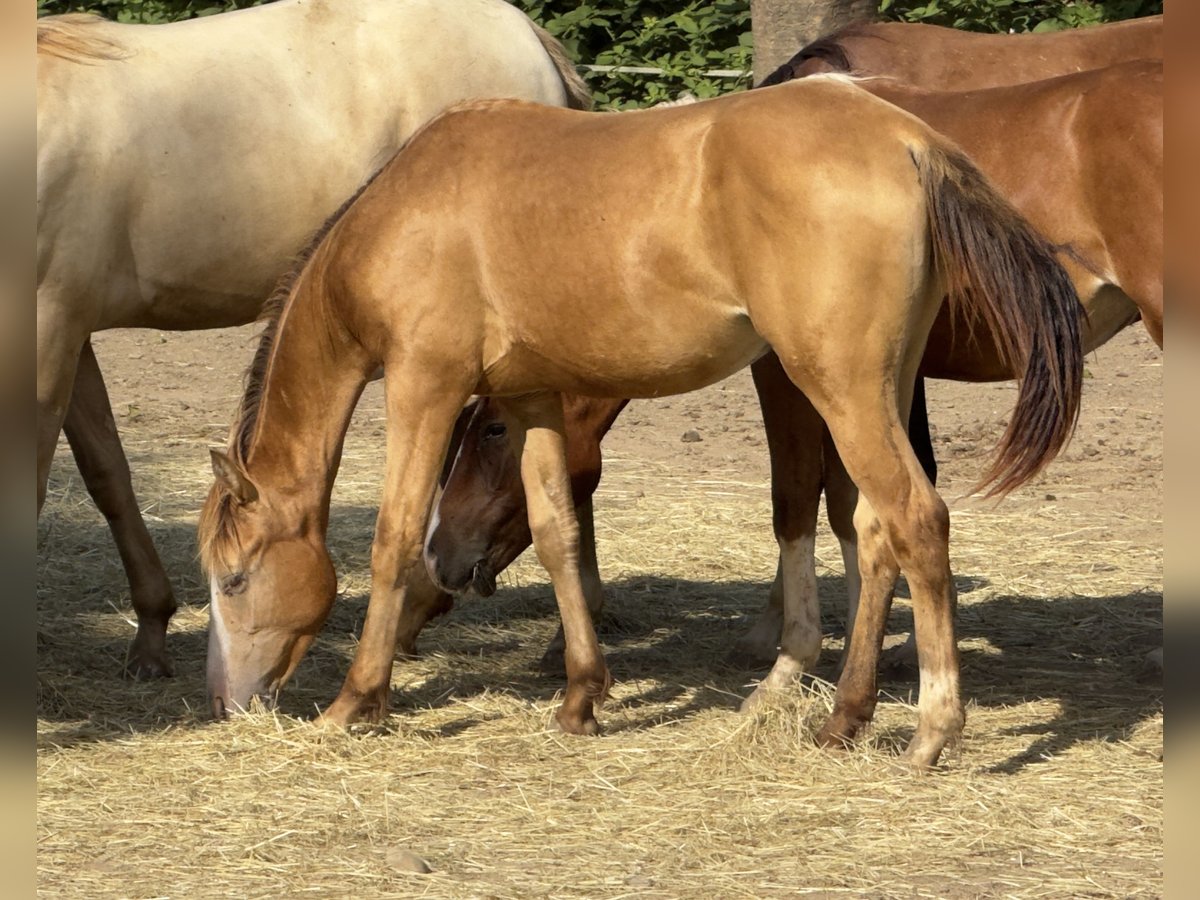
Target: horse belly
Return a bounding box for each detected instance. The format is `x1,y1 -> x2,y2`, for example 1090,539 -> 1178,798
479,306 -> 767,399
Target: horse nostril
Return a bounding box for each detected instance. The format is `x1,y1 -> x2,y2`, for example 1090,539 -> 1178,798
471,560 -> 497,597
211,695 -> 227,720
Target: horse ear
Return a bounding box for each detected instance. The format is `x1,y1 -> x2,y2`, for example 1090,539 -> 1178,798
209,449 -> 259,505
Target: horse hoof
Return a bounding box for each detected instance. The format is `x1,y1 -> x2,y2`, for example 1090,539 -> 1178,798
321,690 -> 388,727
554,709 -> 601,736
123,651 -> 174,680
815,711 -> 864,750
739,687 -> 768,714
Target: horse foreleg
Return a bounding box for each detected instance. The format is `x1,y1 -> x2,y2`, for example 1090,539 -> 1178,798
64,341 -> 176,678
539,496 -> 605,675
322,382 -> 469,727
738,354 -> 825,704
502,392 -> 610,735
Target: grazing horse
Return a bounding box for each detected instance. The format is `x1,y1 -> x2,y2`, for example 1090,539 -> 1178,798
36,0 -> 590,678
420,57 -> 1164,678
200,77 -> 1083,767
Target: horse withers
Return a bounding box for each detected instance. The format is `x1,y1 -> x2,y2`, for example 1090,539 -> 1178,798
36,0 -> 590,678
200,77 -> 1082,767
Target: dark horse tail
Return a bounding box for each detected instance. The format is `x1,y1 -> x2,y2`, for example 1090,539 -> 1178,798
915,139 -> 1084,498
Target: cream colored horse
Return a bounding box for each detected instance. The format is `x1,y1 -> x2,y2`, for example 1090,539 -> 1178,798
36,0 -> 589,678
200,78 -> 1083,767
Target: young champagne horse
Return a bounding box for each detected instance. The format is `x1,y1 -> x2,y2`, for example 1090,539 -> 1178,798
36,0 -> 588,677
424,55 -> 1163,675
200,77 -> 1082,767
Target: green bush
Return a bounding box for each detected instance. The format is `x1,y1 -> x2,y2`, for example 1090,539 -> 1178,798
515,2 -> 753,109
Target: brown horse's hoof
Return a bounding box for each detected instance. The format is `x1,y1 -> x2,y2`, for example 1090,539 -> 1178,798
321,687 -> 389,727
123,639 -> 174,679
553,707 -> 601,736
815,709 -> 866,750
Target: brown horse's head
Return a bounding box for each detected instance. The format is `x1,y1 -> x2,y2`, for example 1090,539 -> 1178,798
424,394 -> 627,597
423,399 -> 532,597
200,450 -> 337,718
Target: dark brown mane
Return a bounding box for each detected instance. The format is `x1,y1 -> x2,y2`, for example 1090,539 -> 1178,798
199,169 -> 383,574
756,21 -> 885,87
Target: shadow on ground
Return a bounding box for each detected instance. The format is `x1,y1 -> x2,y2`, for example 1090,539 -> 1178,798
38,506 -> 1162,771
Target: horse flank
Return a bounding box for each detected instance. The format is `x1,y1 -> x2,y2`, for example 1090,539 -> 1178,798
37,14 -> 130,63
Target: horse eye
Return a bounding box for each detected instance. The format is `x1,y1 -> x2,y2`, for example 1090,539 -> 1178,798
221,573 -> 247,596
482,422 -> 507,440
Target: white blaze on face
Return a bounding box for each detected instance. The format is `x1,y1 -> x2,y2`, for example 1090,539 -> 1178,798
209,577 -> 231,665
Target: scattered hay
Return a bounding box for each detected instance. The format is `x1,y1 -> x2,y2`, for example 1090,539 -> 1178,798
38,343 -> 1161,898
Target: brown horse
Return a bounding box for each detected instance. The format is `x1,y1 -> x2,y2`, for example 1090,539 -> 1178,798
427,58 -> 1156,662
418,18 -> 1165,671
759,15 -> 1161,88
431,59 -> 1161,719
199,76 -> 1082,767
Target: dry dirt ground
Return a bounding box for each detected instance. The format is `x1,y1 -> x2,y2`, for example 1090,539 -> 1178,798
37,323 -> 1162,898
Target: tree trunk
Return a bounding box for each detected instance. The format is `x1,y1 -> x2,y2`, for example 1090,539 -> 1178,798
750,0 -> 880,83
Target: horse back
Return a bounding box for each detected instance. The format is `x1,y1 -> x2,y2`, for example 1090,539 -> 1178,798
769,14 -> 1162,90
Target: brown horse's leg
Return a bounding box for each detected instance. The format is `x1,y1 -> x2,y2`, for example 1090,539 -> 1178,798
500,392 -> 610,735
822,425 -> 864,676
777,346 -> 961,767
539,496 -> 605,675
322,381 -> 471,727
64,341 -> 176,678
818,400 -> 960,767
738,354 -> 825,702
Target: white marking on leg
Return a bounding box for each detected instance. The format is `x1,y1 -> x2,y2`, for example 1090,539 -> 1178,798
745,536 -> 821,708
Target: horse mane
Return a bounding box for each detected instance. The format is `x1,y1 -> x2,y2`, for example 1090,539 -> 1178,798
199,170 -> 382,575
37,13 -> 130,63
755,20 -> 885,87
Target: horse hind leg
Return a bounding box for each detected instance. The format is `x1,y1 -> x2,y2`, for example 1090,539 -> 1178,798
738,354 -> 824,704
770,331 -> 962,767
500,392 -> 610,735
819,393 -> 961,768
64,342 -> 176,678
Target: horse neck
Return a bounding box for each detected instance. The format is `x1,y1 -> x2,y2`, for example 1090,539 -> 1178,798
243,272 -> 371,520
